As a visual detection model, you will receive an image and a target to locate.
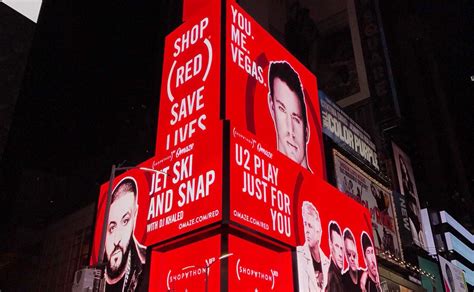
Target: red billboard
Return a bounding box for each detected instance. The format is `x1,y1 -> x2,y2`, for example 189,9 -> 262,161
149,235 -> 221,292
90,125 -> 223,290
225,1 -> 324,179
227,235 -> 294,291
156,2 -> 221,156
295,177 -> 381,291
230,123 -> 304,246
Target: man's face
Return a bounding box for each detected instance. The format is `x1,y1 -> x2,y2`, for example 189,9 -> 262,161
270,77 -> 307,166
330,230 -> 344,269
105,191 -> 136,278
344,238 -> 358,272
303,212 -> 322,248
364,246 -> 378,278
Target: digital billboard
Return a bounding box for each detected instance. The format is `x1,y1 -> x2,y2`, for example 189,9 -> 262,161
439,256 -> 468,292
392,142 -> 427,251
225,1 -> 325,179
227,235 -> 294,291
149,235 -> 221,292
295,175 -> 381,291
90,125 -> 223,290
320,94 -> 379,171
229,124 -> 303,246
333,150 -> 402,258
156,2 -> 221,155
418,256 -> 444,292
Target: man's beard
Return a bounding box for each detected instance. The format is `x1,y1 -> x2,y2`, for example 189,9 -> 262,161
105,237 -> 132,280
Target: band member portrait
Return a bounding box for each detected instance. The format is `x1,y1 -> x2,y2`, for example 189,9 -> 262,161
267,61 -> 311,171
297,201 -> 330,291
342,229 -> 362,292
360,232 -> 382,292
104,177 -> 146,292
326,221 -> 344,292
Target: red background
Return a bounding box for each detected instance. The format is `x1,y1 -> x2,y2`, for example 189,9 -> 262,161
149,235 -> 221,292
225,1 -> 325,179
227,235 -> 294,291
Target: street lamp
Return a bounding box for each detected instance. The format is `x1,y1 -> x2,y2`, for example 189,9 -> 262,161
182,253 -> 234,292
97,163 -> 167,265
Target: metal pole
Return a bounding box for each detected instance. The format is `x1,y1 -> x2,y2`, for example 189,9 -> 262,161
205,264 -> 209,292
98,164 -> 116,265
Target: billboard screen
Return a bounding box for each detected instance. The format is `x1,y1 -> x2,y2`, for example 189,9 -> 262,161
392,142 -> 427,250
439,256 -> 468,292
91,125 -> 223,283
227,235 -> 294,291
230,124 -> 303,246
295,175 -> 381,291
225,1 -> 325,179
156,3 -> 221,155
418,256 -> 444,292
333,150 -> 402,258
149,235 -> 221,292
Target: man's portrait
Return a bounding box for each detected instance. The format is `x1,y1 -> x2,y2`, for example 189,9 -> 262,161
267,61 -> 311,171
360,232 -> 381,292
105,177 -> 146,292
297,201 -> 330,291
326,221 -> 344,292
342,229 -> 362,291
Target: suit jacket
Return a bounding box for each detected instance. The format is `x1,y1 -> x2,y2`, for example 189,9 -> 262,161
297,243 -> 330,292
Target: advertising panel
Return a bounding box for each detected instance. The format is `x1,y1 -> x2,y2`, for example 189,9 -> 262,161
333,149 -> 402,258
90,125 -> 223,283
392,142 -> 427,251
229,124 -> 303,246
320,93 -> 379,171
380,277 -> 414,292
227,235 -> 294,291
439,256 -> 468,292
225,1 -> 325,179
149,235 -> 221,292
418,256 -> 444,292
156,2 -> 221,155
295,175 -> 381,292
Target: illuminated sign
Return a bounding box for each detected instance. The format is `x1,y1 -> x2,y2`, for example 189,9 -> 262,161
333,150 -> 402,258
156,4 -> 221,155
320,94 -> 379,170
295,177 -> 381,291
149,235 -> 221,292
230,124 -> 302,245
418,256 -> 444,292
439,256 -> 469,292
227,235 -> 293,291
392,142 -> 427,251
225,1 -> 325,179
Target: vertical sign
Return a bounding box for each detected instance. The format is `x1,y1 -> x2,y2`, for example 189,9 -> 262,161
392,142 -> 427,250
225,0 -> 325,179
156,4 -> 221,155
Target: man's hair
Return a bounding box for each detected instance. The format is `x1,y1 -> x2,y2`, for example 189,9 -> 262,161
361,232 -> 373,253
329,221 -> 341,242
302,201 -> 318,219
111,178 -> 137,204
343,229 -> 355,243
268,61 -> 308,133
